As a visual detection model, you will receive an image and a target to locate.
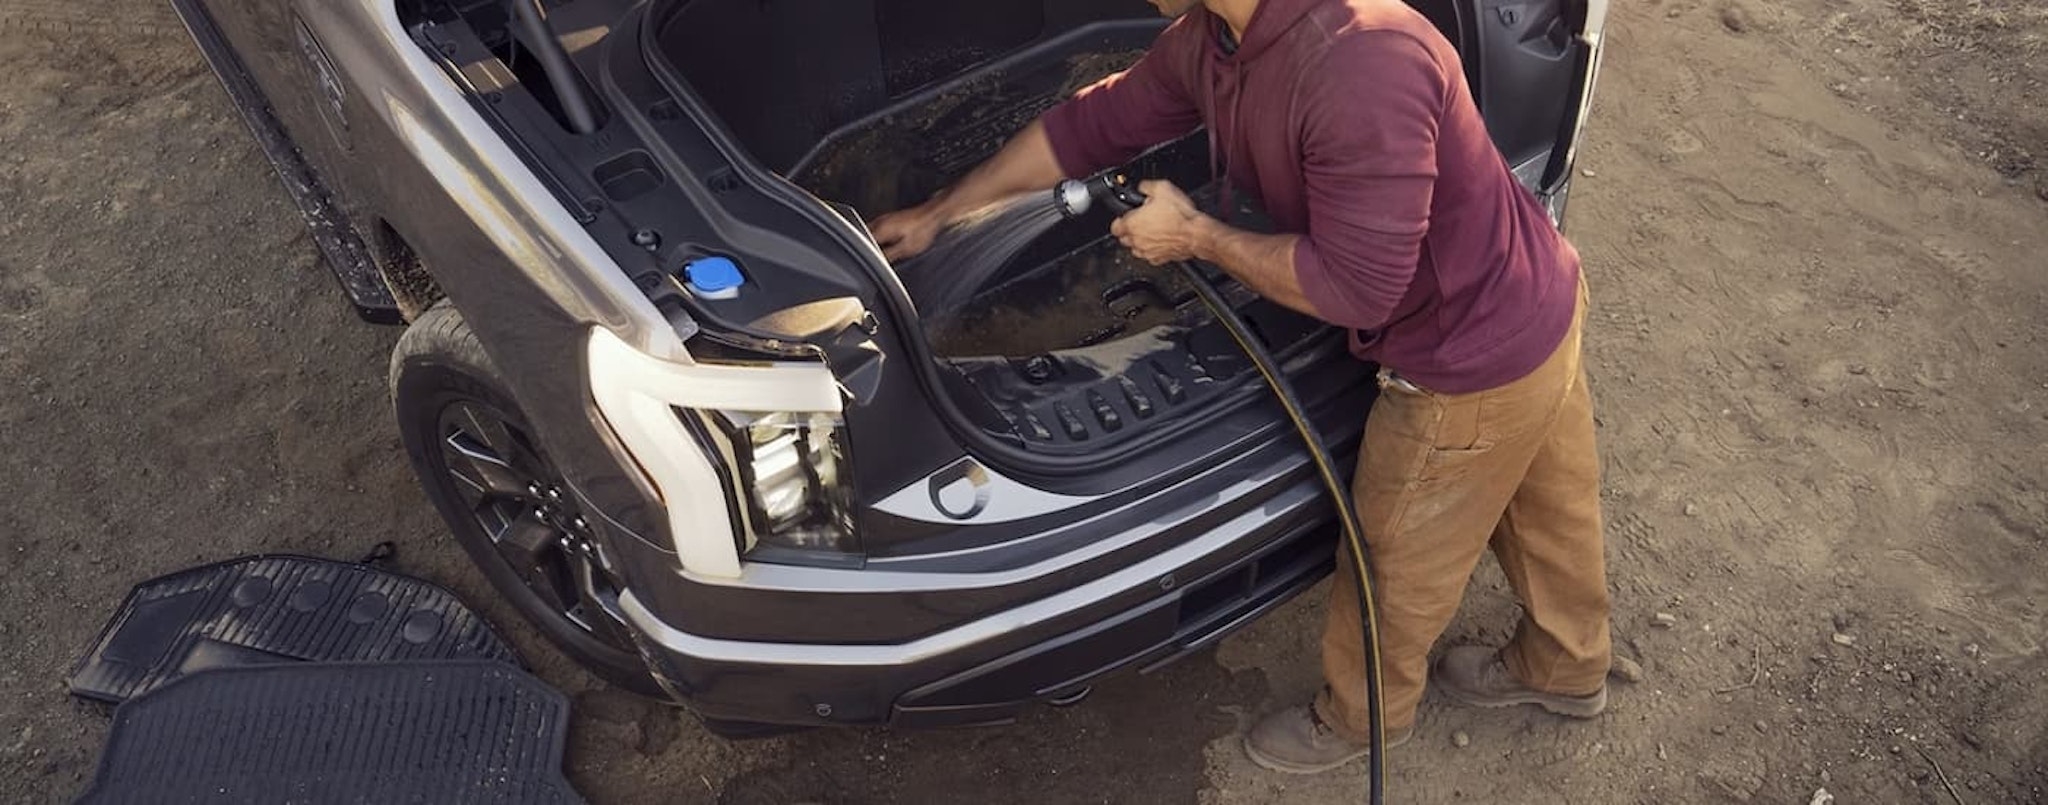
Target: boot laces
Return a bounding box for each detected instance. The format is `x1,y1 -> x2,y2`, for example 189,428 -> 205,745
1306,707 -> 1341,741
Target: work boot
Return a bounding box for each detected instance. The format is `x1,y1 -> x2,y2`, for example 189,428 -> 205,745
1433,645 -> 1607,718
1243,703 -> 1411,775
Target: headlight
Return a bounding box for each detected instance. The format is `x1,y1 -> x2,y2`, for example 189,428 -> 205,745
586,327 -> 844,579
699,410 -> 858,556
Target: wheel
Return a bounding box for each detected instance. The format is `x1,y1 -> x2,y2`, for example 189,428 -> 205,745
390,302 -> 663,697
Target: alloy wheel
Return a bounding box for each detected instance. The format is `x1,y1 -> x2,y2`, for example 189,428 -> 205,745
436,401 -> 637,654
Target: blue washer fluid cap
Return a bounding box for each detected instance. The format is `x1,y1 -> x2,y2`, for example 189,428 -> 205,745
684,256 -> 744,300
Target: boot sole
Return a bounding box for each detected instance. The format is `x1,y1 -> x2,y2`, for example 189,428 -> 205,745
1439,684 -> 1608,718
1242,729 -> 1412,775
1243,742 -> 1369,775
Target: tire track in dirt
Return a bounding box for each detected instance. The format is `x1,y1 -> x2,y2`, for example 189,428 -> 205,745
0,1 -> 185,39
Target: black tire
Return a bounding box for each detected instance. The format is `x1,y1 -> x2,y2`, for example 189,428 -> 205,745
390,302 -> 664,697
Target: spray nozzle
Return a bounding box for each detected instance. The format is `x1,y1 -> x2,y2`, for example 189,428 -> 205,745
1055,172 -> 1150,218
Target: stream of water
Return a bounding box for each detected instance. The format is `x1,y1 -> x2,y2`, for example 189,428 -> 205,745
898,194 -> 1070,315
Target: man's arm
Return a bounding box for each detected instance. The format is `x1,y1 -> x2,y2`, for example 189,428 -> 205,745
1113,33 -> 1447,331
1107,181 -> 1317,317
872,20 -> 1203,262
870,121 -> 1064,261
1193,222 -> 1318,316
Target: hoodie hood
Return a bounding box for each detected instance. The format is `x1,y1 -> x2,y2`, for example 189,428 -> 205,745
1212,0 -> 1325,63
1200,0 -> 1328,216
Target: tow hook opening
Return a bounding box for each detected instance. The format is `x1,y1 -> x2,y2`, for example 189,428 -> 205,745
1046,685 -> 1093,707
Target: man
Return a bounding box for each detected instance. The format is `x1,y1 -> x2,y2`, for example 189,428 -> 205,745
871,0 -> 1612,775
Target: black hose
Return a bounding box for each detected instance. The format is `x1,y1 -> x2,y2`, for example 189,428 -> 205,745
507,0 -> 602,135
1061,174 -> 1387,804
1177,261 -> 1387,805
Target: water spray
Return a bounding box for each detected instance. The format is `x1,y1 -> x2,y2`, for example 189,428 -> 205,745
1056,172 -> 1390,805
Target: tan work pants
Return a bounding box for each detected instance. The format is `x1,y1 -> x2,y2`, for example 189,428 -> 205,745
1316,282 -> 1611,740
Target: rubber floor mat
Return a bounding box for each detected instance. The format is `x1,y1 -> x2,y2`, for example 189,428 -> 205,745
70,555 -> 515,703
79,661 -> 583,804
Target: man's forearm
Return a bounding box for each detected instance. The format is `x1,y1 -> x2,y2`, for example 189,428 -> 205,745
930,120 -> 1066,219
1190,216 -> 1322,319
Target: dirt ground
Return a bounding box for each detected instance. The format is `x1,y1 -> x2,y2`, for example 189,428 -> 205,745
3,0 -> 2046,802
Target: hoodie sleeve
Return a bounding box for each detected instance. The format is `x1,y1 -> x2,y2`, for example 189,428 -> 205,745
1041,20 -> 1204,179
1291,32 -> 1448,331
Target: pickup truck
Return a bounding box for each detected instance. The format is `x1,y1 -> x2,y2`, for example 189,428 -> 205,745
169,0 -> 1604,733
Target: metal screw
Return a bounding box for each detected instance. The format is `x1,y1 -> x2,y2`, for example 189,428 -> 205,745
814,703 -> 833,718
1158,574 -> 1177,591
1022,355 -> 1056,384
630,229 -> 661,251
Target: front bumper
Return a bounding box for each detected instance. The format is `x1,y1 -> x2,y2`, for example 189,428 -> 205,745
619,469 -> 1342,728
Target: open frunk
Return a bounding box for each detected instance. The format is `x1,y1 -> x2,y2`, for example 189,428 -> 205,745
649,0 -> 1347,456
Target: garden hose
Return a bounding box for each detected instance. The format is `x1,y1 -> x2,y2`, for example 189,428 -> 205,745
1058,173 -> 1388,804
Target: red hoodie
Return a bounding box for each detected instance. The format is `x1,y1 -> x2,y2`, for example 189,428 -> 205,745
1042,0 -> 1581,394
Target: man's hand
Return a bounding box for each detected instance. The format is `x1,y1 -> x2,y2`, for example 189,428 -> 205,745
1113,180 -> 1323,320
1110,180 -> 1210,265
869,199 -> 949,262
869,120 -> 1067,264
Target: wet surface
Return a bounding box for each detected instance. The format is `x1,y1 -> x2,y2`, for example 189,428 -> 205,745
790,48 -> 1146,219
924,234 -> 1194,359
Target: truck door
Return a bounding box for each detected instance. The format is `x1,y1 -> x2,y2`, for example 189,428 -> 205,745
1411,0 -> 1606,214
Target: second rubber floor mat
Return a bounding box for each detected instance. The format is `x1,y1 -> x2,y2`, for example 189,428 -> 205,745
78,660 -> 583,804
69,554 -> 517,703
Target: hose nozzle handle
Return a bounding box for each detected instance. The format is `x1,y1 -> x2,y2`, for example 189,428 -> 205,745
1055,172 -> 1150,218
